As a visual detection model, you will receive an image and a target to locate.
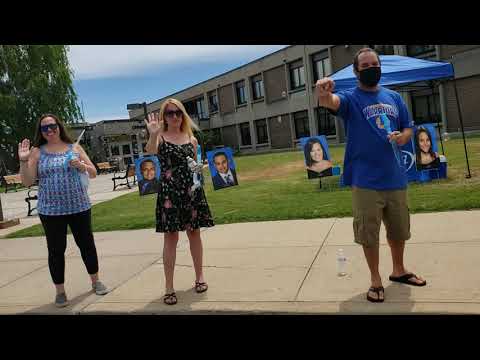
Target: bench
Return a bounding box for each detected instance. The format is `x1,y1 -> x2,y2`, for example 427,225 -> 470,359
3,174 -> 22,193
97,162 -> 116,174
112,164 -> 137,191
25,186 -> 38,216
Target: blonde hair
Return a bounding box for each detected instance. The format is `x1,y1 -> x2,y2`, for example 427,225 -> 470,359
159,98 -> 199,137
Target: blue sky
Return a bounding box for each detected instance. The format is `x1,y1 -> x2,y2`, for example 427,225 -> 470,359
69,45 -> 288,123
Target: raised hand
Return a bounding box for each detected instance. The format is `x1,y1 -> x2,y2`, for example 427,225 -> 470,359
315,77 -> 335,98
144,112 -> 163,136
18,139 -> 32,161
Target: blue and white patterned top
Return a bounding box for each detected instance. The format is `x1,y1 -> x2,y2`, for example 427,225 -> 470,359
37,144 -> 91,215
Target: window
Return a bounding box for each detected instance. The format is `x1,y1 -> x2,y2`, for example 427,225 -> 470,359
407,45 -> 436,58
316,107 -> 336,136
251,74 -> 264,100
255,119 -> 268,144
312,52 -> 332,82
239,123 -> 252,146
195,97 -> 208,120
184,101 -> 196,117
131,135 -> 138,154
110,145 -> 120,156
293,110 -> 310,139
122,144 -> 131,155
412,93 -> 441,125
208,91 -> 218,113
289,60 -> 305,90
185,97 -> 208,120
236,80 -> 247,105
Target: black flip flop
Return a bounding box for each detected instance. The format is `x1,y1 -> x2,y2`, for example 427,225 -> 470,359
389,273 -> 426,286
366,286 -> 385,303
163,292 -> 177,305
195,281 -> 208,293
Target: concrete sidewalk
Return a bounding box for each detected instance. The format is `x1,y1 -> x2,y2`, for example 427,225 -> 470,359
0,210 -> 479,314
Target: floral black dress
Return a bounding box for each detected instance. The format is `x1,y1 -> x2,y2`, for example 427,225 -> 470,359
155,138 -> 215,233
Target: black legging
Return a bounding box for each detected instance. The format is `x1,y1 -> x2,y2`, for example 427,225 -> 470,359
39,209 -> 99,285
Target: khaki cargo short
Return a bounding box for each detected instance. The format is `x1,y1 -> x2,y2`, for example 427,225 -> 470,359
352,187 -> 411,247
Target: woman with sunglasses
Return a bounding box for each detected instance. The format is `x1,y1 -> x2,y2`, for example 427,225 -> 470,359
18,114 -> 108,308
145,99 -> 214,305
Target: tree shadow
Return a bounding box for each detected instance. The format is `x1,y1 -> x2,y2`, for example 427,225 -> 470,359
338,283 -> 415,314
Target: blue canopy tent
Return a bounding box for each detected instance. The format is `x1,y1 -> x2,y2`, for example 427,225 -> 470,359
328,55 -> 472,179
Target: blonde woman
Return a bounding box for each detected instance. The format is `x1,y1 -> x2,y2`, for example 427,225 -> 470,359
145,99 -> 214,305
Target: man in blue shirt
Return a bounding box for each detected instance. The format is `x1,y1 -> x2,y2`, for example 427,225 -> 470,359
316,48 -> 426,303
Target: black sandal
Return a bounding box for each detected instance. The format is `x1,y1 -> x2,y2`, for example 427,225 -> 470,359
195,281 -> 208,293
389,273 -> 427,286
366,286 -> 385,303
163,292 -> 177,305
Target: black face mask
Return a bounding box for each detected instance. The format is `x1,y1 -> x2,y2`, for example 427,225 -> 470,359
359,66 -> 381,87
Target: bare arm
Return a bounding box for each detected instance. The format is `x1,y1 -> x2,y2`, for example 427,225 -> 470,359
315,78 -> 341,112
191,136 -> 198,149
72,144 -> 97,178
144,112 -> 163,154
18,140 -> 39,187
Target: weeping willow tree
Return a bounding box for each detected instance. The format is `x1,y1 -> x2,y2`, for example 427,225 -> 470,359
0,45 -> 82,173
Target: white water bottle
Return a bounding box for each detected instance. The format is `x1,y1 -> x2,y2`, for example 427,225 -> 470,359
79,160 -> 90,191
336,249 -> 347,277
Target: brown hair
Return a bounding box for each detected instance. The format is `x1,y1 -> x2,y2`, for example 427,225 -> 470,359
353,47 -> 381,72
33,113 -> 74,147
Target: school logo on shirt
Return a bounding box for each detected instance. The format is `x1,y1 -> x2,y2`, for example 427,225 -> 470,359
363,103 -> 399,135
375,116 -> 385,130
362,103 -> 399,120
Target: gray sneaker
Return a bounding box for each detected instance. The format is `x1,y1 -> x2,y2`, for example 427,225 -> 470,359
92,280 -> 109,295
55,293 -> 69,308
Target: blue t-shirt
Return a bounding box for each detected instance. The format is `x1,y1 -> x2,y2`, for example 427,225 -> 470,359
335,86 -> 414,190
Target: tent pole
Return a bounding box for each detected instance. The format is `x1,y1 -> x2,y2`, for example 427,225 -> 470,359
431,81 -> 445,155
452,78 -> 472,178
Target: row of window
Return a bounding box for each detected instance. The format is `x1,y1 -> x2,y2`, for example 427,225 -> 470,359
236,107 -> 337,147
239,119 -> 268,146
183,50 -> 332,120
290,52 -> 332,91
184,75 -> 262,121
235,90 -> 441,147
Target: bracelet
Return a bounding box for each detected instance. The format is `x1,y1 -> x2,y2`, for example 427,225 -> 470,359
20,159 -> 28,163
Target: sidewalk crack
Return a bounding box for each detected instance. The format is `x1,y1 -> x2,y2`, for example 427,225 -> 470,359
293,218 -> 337,301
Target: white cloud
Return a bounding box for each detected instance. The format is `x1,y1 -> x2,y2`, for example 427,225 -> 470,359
68,45 -> 288,80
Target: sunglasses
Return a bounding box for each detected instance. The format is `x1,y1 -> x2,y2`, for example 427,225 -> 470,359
40,123 -> 58,133
164,110 -> 183,119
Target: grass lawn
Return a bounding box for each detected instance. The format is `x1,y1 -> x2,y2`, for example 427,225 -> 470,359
0,184 -> 26,193
7,135 -> 480,238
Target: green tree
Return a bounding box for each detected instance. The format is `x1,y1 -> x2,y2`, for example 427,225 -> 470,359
195,129 -> 222,158
0,45 -> 82,172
